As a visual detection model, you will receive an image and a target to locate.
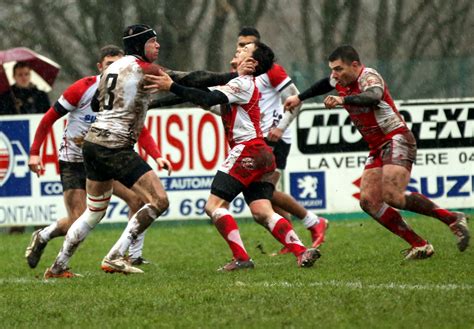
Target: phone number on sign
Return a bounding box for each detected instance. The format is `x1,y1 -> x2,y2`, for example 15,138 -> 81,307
105,197 -> 247,220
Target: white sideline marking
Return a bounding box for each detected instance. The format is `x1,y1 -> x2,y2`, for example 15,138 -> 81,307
235,280 -> 474,291
2,277 -> 472,291
0,277 -> 59,285
0,278 -> 39,284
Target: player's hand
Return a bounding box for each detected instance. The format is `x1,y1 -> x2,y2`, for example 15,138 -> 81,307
144,70 -> 173,92
284,95 -> 301,112
267,127 -> 283,142
324,95 -> 344,109
156,157 -> 173,176
28,155 -> 43,177
237,57 -> 257,76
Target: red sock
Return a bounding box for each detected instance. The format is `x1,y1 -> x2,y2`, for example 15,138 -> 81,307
376,205 -> 426,247
269,215 -> 306,256
214,214 -> 249,261
404,192 -> 456,225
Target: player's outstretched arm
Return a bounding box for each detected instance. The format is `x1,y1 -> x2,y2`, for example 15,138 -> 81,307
298,77 -> 334,101
169,83 -> 228,107
144,71 -> 229,107
284,77 -> 334,111
166,69 -> 237,88
163,58 -> 256,88
149,93 -> 187,108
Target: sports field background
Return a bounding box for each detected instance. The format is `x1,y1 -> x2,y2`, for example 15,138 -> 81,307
1,214 -> 473,328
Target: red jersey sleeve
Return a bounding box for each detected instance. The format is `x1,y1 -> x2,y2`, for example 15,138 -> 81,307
30,107 -> 64,156
266,63 -> 289,89
138,126 -> 161,160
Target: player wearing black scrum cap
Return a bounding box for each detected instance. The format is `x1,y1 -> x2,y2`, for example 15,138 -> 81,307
44,24 -> 256,278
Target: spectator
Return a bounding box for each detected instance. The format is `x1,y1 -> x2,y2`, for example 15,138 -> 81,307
2,62 -> 51,233
0,61 -> 50,115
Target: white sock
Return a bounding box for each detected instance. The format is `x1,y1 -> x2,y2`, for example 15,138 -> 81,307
128,232 -> 146,260
107,217 -> 140,260
51,190 -> 110,273
52,215 -> 92,272
302,212 -> 319,228
106,204 -> 158,260
39,222 -> 58,242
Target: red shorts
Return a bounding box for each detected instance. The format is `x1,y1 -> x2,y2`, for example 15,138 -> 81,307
218,139 -> 276,187
364,131 -> 417,171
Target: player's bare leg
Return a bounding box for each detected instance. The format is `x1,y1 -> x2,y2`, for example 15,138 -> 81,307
380,164 -> 412,209
250,198 -> 320,268
271,191 -> 328,244
383,164 -> 470,251
50,189 -> 87,237
26,189 -> 86,268
272,202 -> 291,221
113,181 -> 144,215
269,171 -> 328,253
360,167 -> 432,259
206,195 -> 254,271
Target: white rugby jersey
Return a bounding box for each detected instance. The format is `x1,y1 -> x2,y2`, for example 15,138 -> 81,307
210,75 -> 262,148
256,63 -> 292,143
56,76 -> 99,162
86,55 -> 153,148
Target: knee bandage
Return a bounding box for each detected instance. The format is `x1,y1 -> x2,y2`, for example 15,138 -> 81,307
211,208 -> 231,222
85,189 -> 113,227
374,203 -> 390,219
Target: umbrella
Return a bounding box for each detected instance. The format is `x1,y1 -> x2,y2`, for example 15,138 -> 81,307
0,47 -> 61,94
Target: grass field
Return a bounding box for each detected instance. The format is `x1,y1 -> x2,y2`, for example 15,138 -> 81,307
1,214 -> 473,329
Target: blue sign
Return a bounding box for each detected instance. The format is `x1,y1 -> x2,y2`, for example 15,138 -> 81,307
290,171 -> 326,209
160,175 -> 214,191
407,175 -> 474,198
41,181 -> 63,196
0,120 -> 31,197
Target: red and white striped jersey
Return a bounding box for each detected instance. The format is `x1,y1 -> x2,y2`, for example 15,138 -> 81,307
86,55 -> 154,148
256,63 -> 292,143
210,75 -> 262,148
56,76 -> 99,162
333,67 -> 409,149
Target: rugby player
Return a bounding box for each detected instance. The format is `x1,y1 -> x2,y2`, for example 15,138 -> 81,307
145,42 -> 321,271
233,27 -> 328,253
26,45 -> 166,269
284,45 -> 470,259
43,24 -> 257,278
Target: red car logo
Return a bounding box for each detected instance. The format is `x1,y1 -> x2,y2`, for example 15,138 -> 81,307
0,132 -> 12,186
